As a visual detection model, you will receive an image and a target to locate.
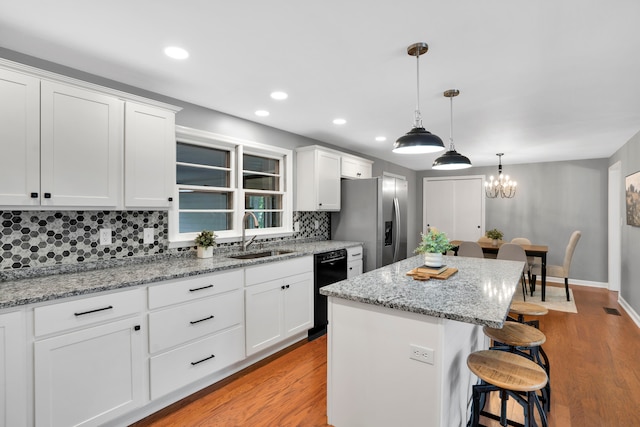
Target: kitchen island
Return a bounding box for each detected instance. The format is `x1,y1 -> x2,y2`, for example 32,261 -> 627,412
320,254 -> 524,427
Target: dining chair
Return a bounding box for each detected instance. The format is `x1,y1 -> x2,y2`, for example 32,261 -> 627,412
532,230 -> 581,301
510,237 -> 535,289
497,243 -> 528,300
457,241 -> 484,258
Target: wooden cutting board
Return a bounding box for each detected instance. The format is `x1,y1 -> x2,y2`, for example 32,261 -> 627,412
406,267 -> 459,281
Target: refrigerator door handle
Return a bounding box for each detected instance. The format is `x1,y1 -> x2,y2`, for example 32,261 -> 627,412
393,196 -> 400,262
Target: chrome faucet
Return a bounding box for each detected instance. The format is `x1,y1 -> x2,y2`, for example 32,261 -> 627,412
241,212 -> 259,251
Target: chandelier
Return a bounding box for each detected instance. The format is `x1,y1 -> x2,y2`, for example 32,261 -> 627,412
485,153 -> 517,198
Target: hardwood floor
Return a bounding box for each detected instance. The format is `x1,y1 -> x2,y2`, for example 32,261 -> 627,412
133,285 -> 640,427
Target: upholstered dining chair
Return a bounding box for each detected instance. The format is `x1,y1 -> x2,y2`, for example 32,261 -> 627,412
458,241 -> 484,258
497,243 -> 529,300
511,237 -> 535,287
532,230 -> 581,301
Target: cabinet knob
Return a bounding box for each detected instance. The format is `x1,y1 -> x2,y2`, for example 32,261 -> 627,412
318,203 -> 322,206
30,192 -> 38,198
281,285 -> 286,290
168,197 -> 173,202
134,325 -> 141,331
357,172 -> 361,177
44,193 -> 52,199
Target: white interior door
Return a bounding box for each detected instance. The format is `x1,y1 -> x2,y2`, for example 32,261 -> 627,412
423,176 -> 485,241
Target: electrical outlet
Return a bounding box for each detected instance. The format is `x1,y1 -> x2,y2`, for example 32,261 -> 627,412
314,220 -> 319,230
143,228 -> 154,245
409,344 -> 434,365
99,228 -> 112,246
294,222 -> 300,232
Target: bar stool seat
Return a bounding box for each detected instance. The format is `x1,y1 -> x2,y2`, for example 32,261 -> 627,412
484,321 -> 551,413
509,301 -> 548,328
467,350 -> 548,427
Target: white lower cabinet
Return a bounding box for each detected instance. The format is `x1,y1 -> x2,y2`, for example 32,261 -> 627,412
245,257 -> 314,356
0,310 -> 27,427
33,289 -> 145,427
347,246 -> 364,278
34,316 -> 144,427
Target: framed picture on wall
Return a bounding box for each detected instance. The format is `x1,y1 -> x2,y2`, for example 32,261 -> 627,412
626,170 -> 640,226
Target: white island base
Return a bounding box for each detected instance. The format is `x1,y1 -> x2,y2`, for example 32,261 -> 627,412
327,297 -> 488,427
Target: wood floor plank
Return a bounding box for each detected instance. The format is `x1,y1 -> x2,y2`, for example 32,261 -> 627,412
133,284 -> 640,427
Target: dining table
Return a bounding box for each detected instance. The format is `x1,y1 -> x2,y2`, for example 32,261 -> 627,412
449,240 -> 550,301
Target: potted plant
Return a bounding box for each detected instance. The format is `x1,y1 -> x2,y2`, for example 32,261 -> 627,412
194,230 -> 217,258
414,227 -> 452,267
485,228 -> 504,246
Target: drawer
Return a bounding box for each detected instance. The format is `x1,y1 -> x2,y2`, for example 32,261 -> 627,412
148,269 -> 242,309
150,325 -> 244,399
347,246 -> 363,261
149,290 -> 243,353
245,256 -> 312,287
34,288 -> 144,337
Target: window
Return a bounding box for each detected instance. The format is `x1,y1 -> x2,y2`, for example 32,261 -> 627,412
170,127 -> 292,245
243,153 -> 283,230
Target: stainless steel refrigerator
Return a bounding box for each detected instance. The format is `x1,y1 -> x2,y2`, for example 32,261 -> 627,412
331,175 -> 408,272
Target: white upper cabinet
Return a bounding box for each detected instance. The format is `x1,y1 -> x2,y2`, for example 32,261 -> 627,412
341,155 -> 373,179
0,68 -> 41,206
40,81 -> 123,207
296,146 -> 341,211
125,102 -> 176,208
0,59 -> 179,209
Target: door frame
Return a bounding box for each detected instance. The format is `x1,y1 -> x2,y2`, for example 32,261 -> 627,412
608,161 -> 622,292
422,175 -> 486,238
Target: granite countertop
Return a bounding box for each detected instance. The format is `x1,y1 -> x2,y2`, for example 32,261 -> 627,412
320,254 -> 524,328
0,240 -> 362,309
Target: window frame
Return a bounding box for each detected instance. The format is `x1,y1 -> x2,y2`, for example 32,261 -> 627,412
169,126 -> 293,247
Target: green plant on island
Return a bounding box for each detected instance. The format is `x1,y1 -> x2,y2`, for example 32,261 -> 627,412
194,230 -> 217,248
485,228 -> 504,240
414,227 -> 452,254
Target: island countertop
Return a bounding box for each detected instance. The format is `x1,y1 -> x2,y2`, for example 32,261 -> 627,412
320,254 -> 524,328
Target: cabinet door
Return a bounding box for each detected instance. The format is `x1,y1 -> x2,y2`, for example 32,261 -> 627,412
283,272 -> 313,337
0,311 -> 27,427
245,280 -> 284,356
0,68 -> 40,206
317,150 -> 341,211
124,102 -> 175,208
347,260 -> 363,278
34,316 -> 144,427
40,81 -> 122,207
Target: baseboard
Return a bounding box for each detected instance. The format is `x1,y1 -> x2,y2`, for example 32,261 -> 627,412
544,276 -> 608,289
618,297 -> 640,329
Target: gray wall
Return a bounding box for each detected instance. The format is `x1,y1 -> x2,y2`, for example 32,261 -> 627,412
417,158 -> 609,283
0,48 -> 421,256
610,130 -> 640,316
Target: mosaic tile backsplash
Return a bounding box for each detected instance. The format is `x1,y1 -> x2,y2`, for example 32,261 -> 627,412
0,210 -> 330,271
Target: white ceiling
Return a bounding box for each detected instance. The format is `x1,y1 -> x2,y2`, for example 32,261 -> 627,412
2,0 -> 639,170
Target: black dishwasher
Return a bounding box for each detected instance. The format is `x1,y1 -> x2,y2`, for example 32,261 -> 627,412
308,249 -> 348,340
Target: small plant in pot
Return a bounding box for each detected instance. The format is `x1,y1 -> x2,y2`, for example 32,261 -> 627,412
485,228 -> 504,246
194,230 -> 217,259
414,227 -> 452,267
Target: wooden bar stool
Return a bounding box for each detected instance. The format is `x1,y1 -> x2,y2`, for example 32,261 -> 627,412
509,301 -> 548,328
483,321 -> 551,412
467,350 -> 548,427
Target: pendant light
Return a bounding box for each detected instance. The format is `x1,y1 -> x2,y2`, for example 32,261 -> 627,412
433,89 -> 472,170
393,42 -> 445,154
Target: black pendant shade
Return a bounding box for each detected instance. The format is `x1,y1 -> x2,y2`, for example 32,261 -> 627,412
393,127 -> 445,154
432,149 -> 472,170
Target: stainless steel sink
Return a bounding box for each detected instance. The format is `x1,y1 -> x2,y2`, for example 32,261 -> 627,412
227,250 -> 294,260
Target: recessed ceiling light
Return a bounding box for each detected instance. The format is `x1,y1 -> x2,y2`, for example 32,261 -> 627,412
375,136 -> 387,142
333,118 -> 347,125
255,110 -> 270,117
270,91 -> 288,100
164,46 -> 189,60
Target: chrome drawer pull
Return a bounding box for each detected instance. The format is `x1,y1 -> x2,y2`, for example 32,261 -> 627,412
190,315 -> 215,325
189,284 -> 214,292
351,253 -> 361,257
74,305 -> 113,316
191,354 -> 215,366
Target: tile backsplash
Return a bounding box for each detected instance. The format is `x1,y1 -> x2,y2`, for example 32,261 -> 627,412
0,210 -> 329,271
